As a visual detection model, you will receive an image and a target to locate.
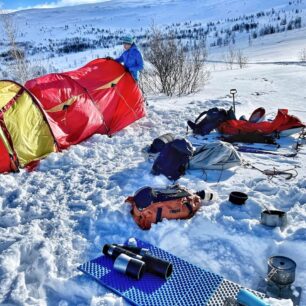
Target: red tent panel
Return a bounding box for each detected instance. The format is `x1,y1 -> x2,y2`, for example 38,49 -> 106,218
92,73 -> 144,134
25,59 -> 145,149
0,137 -> 11,173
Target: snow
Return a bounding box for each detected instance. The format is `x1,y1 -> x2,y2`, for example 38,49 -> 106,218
0,0 -> 306,305
1,60 -> 305,305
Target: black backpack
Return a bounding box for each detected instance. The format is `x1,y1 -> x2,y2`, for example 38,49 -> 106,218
187,107 -> 235,136
152,139 -> 193,180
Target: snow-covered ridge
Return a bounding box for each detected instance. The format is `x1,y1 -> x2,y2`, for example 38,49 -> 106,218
0,0 -> 305,63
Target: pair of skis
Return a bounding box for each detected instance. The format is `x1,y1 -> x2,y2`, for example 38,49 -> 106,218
235,145 -> 297,158
234,129 -> 305,157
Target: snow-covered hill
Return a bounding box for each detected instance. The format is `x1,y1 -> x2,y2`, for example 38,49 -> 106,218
0,1 -> 306,306
10,0 -> 306,29
0,0 -> 306,69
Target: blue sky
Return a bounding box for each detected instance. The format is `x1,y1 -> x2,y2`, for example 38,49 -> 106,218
0,0 -> 109,10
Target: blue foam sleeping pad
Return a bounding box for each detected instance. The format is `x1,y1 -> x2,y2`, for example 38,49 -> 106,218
78,239 -> 265,306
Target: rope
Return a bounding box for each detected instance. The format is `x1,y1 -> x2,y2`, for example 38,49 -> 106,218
114,85 -> 139,120
201,169 -> 208,181
242,160 -> 298,180
217,164 -> 224,183
200,164 -> 224,183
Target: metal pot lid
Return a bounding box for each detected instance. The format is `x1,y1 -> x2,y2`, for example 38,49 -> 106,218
262,209 -> 286,217
269,256 -> 296,270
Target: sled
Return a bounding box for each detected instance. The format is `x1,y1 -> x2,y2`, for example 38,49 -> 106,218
218,109 -> 305,136
278,127 -> 304,137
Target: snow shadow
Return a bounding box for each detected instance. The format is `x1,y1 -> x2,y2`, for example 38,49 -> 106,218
187,99 -> 240,110
186,168 -> 237,183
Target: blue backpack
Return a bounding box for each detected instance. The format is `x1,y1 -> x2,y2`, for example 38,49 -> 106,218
152,139 -> 193,180
187,107 -> 234,136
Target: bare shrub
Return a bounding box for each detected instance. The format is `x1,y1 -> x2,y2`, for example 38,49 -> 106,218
30,65 -> 48,78
223,47 -> 236,69
236,49 -> 248,68
0,10 -> 30,83
143,29 -> 209,96
299,48 -> 306,61
177,47 -> 210,96
223,47 -> 248,69
139,65 -> 161,95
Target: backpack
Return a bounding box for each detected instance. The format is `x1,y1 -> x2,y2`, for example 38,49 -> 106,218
152,139 -> 193,180
187,107 -> 235,136
125,185 -> 201,230
148,133 -> 175,154
189,142 -> 241,170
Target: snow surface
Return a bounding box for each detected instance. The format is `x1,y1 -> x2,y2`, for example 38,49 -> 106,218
0,61 -> 305,305
0,0 -> 306,305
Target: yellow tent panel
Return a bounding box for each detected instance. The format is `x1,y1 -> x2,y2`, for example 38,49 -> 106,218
0,80 -> 56,168
3,91 -> 55,166
0,81 -> 21,109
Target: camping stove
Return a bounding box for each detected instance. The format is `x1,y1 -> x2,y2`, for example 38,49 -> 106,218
266,255 -> 298,299
257,256 -> 302,305
266,279 -> 294,299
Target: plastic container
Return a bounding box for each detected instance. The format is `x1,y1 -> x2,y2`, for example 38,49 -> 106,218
229,191 -> 248,205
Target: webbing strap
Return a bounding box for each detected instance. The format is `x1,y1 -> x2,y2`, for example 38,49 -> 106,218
195,110 -> 208,124
156,207 -> 163,223
0,88 -> 24,115
0,125 -> 13,155
183,201 -> 194,216
0,88 -> 23,171
0,117 -> 19,171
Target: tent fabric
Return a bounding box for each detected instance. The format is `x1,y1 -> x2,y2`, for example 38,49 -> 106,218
0,80 -> 56,172
0,59 -> 145,174
0,135 -> 12,173
0,81 -> 21,108
25,58 -> 145,149
27,73 -> 104,149
189,142 -> 241,170
218,109 -> 305,135
4,90 -> 56,166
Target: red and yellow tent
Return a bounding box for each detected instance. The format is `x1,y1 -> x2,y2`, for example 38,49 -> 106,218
0,59 -> 145,173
